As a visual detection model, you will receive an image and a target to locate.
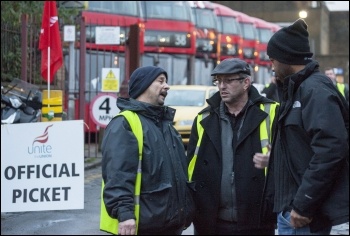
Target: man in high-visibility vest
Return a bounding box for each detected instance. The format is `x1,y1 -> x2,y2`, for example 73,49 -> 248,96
187,58 -> 279,235
324,67 -> 349,104
101,66 -> 193,235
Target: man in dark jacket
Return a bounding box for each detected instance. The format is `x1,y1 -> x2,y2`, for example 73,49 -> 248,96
265,18 -> 349,235
187,58 -> 279,235
101,66 -> 193,235
324,67 -> 349,105
261,73 -> 279,102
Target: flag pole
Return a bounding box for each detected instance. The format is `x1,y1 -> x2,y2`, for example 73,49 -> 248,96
39,0 -> 63,114
48,47 -> 51,104
47,2 -> 51,106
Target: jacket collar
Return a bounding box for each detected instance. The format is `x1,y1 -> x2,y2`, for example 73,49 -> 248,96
117,97 -> 175,122
279,60 -> 320,101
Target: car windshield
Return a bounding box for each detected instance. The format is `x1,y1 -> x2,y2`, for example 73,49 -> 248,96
165,90 -> 206,106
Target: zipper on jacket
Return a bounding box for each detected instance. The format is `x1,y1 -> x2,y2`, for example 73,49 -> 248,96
231,172 -> 235,184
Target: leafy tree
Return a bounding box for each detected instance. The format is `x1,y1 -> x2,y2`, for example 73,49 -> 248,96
1,1 -> 80,26
1,1 -> 80,83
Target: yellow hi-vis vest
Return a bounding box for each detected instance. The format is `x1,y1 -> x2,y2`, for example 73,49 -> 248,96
100,110 -> 143,235
188,102 -> 278,181
336,83 -> 346,97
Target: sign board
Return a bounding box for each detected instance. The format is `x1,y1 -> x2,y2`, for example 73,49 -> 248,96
1,120 -> 84,212
101,68 -> 120,92
95,26 -> 120,45
90,93 -> 120,128
64,25 -> 76,42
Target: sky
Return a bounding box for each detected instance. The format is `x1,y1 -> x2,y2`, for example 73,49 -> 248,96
324,1 -> 349,11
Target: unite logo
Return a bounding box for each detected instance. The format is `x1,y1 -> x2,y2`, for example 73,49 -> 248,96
49,16 -> 58,27
40,16 -> 58,34
28,124 -> 54,158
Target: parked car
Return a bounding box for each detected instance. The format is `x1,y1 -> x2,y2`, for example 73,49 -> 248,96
165,85 -> 218,146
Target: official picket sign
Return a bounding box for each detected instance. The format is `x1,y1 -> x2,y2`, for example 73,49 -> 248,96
1,120 -> 84,212
90,93 -> 120,128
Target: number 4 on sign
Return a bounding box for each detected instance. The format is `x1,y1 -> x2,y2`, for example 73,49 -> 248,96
99,98 -> 111,114
90,93 -> 120,128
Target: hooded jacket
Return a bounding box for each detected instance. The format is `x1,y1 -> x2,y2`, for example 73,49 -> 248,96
265,60 -> 349,232
101,97 -> 192,234
187,86 -> 277,234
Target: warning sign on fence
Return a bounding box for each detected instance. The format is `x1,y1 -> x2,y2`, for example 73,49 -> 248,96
101,68 -> 120,92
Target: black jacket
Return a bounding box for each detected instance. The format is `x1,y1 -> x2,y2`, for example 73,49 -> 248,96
265,60 -> 349,232
101,98 -> 192,234
187,86 -> 278,234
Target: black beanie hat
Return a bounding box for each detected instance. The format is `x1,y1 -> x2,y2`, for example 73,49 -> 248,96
267,18 -> 313,65
128,66 -> 168,99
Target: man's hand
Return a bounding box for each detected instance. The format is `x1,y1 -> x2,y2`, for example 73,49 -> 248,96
118,219 -> 136,235
290,209 -> 312,228
253,144 -> 271,169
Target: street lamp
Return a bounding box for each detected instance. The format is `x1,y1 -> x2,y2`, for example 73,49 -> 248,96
299,10 -> 308,19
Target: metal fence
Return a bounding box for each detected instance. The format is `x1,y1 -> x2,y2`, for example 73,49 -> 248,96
1,14 -> 102,159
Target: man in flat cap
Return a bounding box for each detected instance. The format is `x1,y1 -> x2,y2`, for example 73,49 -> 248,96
187,58 -> 279,234
264,19 -> 349,235
101,66 -> 194,235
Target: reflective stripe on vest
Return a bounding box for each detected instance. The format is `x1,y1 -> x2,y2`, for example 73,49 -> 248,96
337,83 -> 345,97
188,103 -> 278,180
188,112 -> 209,182
260,103 -> 277,155
100,111 -> 143,235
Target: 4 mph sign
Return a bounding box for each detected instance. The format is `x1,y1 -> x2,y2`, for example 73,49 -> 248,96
90,93 -> 120,128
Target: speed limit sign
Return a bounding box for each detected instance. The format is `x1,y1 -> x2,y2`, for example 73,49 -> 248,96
90,93 -> 120,128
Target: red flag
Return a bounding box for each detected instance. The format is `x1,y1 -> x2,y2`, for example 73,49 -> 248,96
39,1 -> 63,83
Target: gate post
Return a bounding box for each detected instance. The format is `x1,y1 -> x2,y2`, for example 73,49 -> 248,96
79,15 -> 86,120
21,14 -> 28,82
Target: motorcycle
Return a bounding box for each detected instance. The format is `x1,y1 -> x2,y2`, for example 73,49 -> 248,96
1,79 -> 42,124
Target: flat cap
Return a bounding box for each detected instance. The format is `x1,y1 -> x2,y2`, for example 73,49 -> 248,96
211,58 -> 251,76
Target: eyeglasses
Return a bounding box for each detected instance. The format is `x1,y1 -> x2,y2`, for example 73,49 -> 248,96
212,77 -> 245,86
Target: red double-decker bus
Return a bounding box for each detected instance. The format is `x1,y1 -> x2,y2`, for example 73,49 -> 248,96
68,1 -> 197,135
229,9 -> 258,79
68,1 -> 144,134
269,22 -> 282,34
189,1 -> 220,85
251,16 -> 274,84
212,2 -> 243,62
140,1 -> 196,85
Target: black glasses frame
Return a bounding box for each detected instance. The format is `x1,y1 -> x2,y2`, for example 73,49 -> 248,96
212,77 -> 245,86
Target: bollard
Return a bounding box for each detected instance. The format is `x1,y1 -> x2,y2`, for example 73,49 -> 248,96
42,90 -> 63,122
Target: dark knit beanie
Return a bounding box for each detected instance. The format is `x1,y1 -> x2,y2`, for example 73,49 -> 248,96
267,18 -> 313,65
128,66 -> 168,99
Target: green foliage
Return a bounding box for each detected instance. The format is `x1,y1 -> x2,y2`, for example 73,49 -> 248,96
1,2 -> 43,26
1,1 -> 80,26
1,1 -> 80,83
1,48 -> 22,82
